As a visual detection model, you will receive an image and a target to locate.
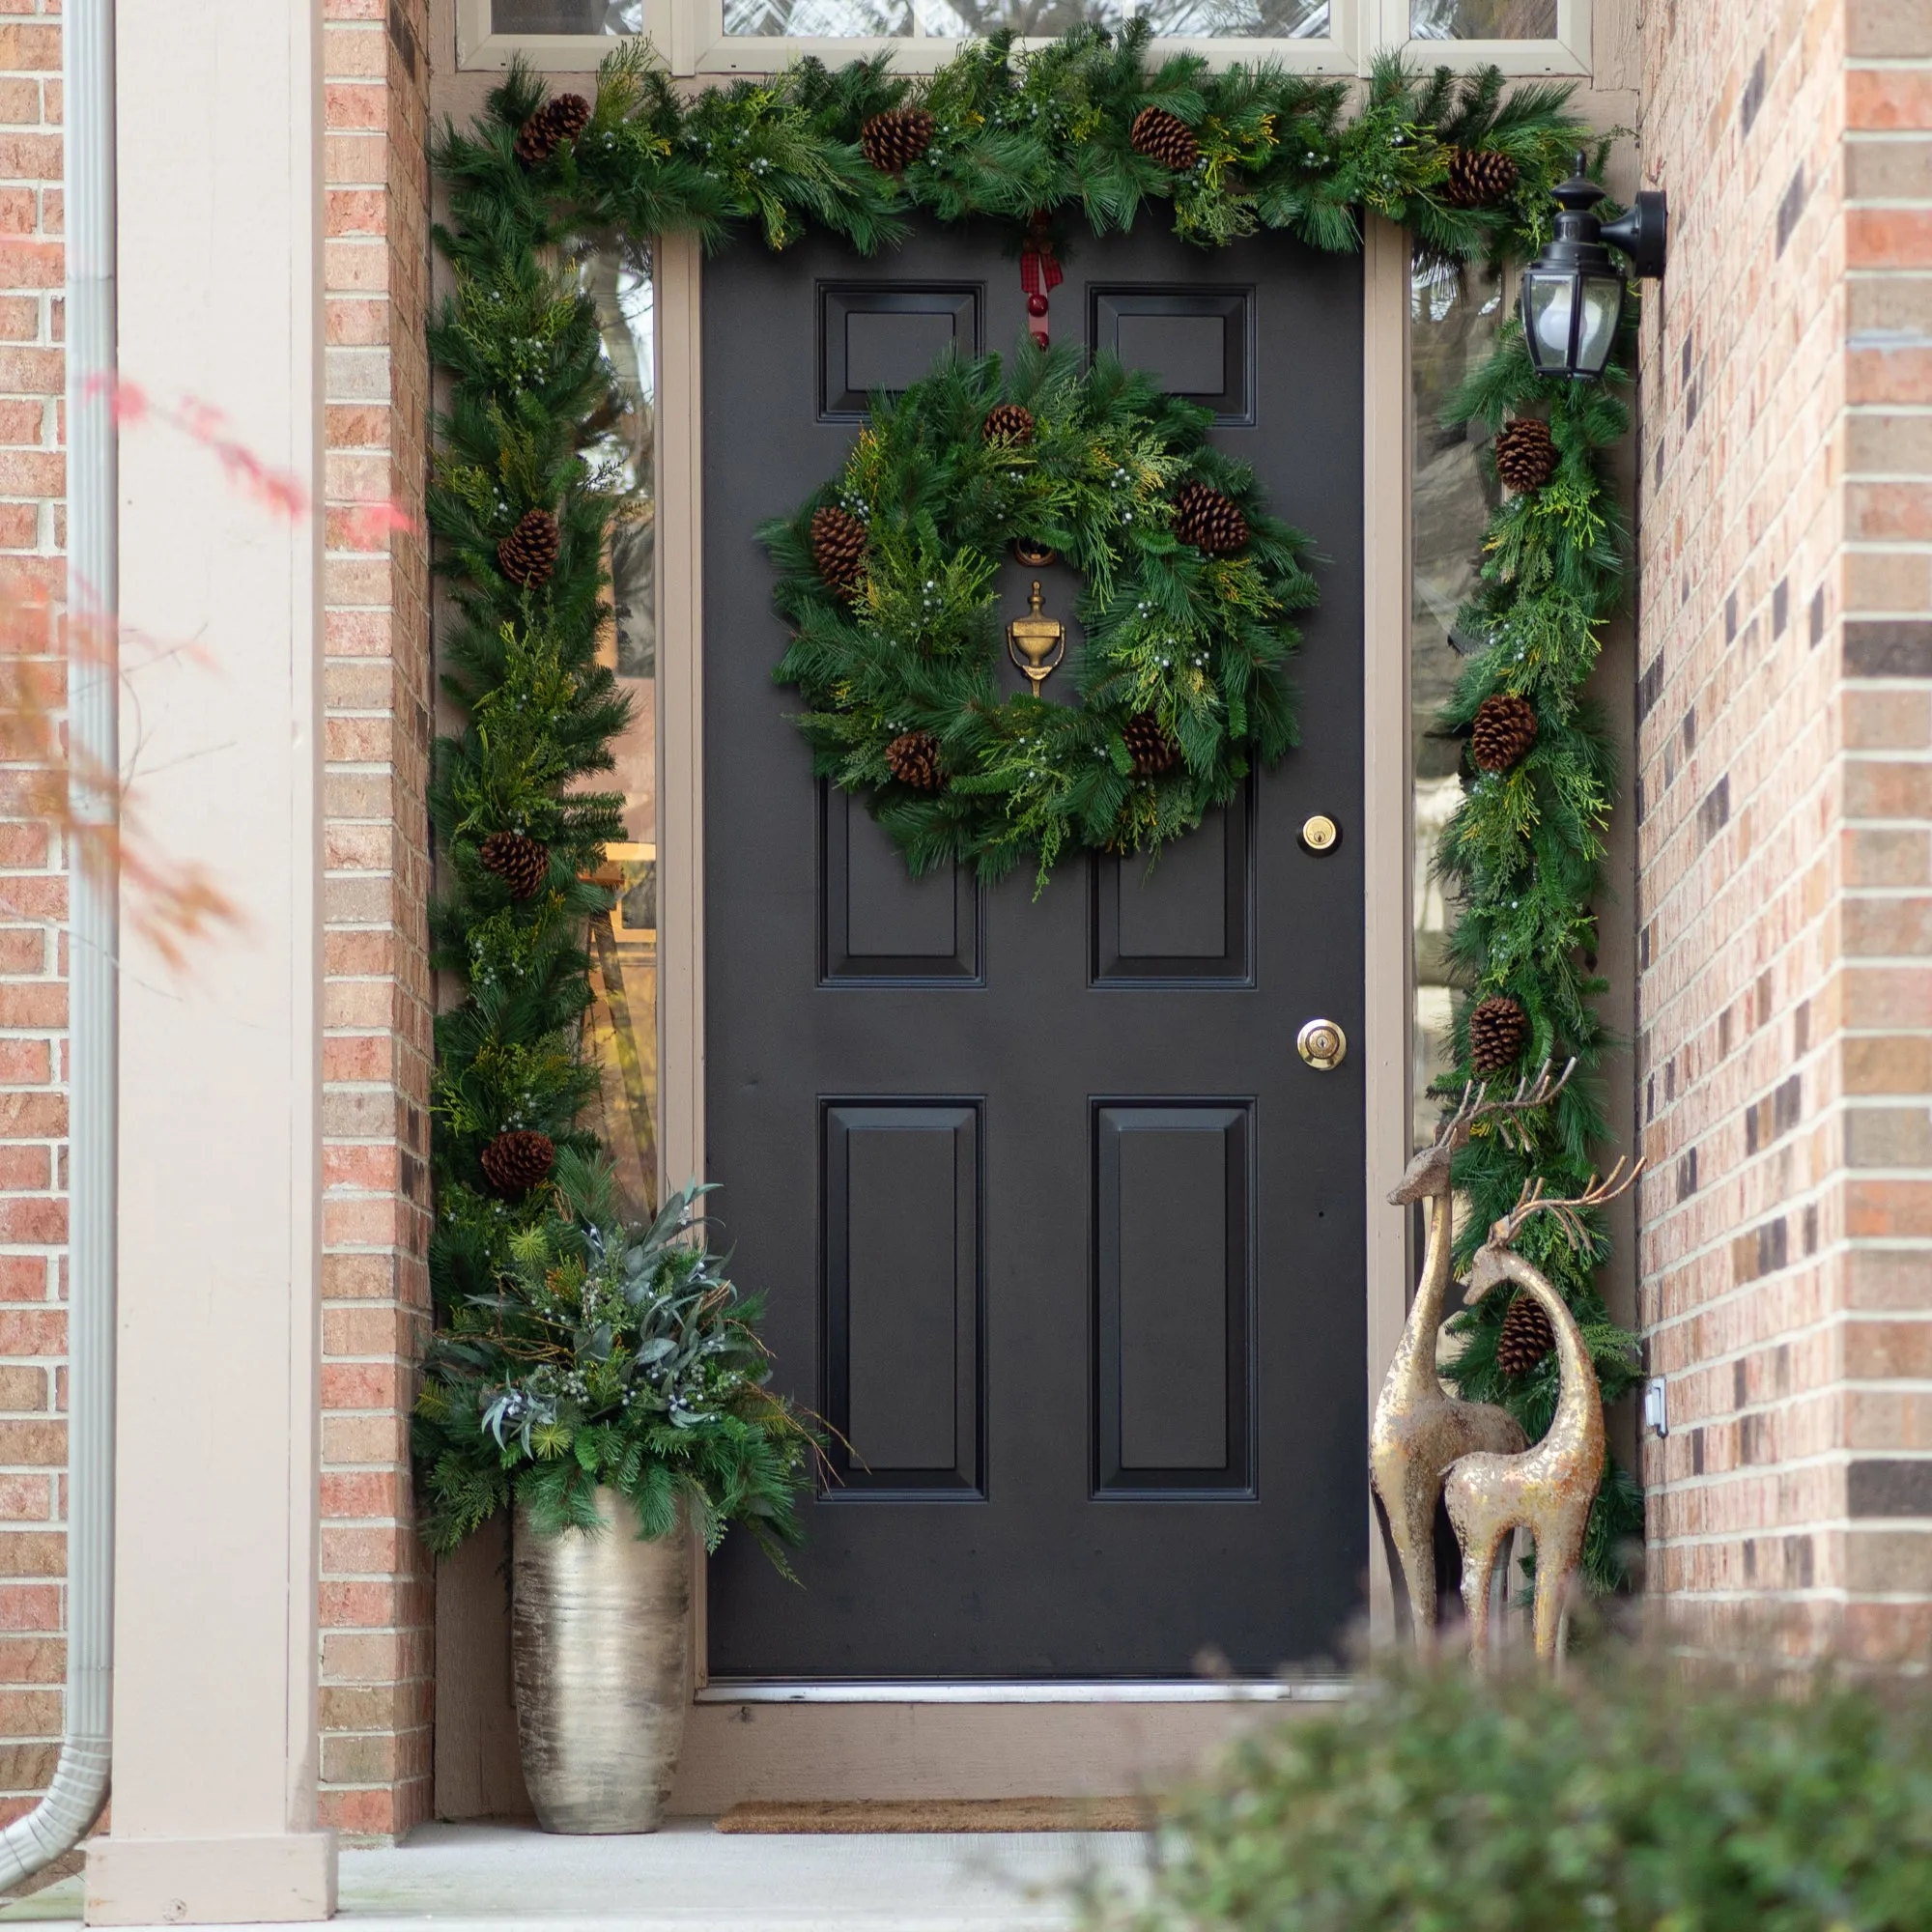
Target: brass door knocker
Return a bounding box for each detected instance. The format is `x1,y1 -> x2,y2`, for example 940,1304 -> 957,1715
1006,580 -> 1065,696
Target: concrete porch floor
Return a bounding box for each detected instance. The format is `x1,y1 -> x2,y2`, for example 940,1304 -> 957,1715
0,1821 -> 1151,1931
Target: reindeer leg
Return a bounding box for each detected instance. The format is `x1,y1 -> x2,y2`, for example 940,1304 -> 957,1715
1394,1489 -> 1439,1648
1531,1524 -> 1584,1665
1460,1525 -> 1504,1667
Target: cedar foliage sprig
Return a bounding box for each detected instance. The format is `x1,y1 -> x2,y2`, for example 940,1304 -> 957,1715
414,1156 -> 822,1568
764,343 -> 1318,888
1432,308 -> 1644,1591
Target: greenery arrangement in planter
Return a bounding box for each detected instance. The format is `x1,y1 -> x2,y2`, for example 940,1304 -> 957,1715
413,1153 -> 819,1567
415,1158 -> 819,1831
1102,1648 -> 1932,1931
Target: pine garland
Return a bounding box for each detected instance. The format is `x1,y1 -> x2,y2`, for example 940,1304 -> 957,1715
425,22 -> 1639,1583
1432,316 -> 1645,1592
766,345 -> 1318,887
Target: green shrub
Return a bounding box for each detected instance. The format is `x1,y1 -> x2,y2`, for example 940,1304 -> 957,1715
1110,1648 -> 1932,1931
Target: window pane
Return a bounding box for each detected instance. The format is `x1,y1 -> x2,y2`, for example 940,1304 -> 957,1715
495,0 -> 1330,36
492,0 -> 639,28
1410,0 -> 1556,38
1409,251 -> 1504,1147
724,0 -> 913,31
581,249 -> 661,1222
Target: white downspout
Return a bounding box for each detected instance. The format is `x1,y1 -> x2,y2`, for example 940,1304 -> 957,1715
0,0 -> 116,1885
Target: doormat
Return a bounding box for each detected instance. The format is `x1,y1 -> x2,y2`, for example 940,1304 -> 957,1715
714,1797 -> 1151,1833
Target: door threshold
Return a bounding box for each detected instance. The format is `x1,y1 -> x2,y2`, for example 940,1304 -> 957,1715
696,1678 -> 1351,1704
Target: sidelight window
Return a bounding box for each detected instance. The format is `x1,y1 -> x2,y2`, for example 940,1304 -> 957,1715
1408,250 -> 1504,1150
579,248 -> 664,1221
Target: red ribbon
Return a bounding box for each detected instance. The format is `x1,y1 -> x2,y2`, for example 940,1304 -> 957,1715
1020,215 -> 1062,346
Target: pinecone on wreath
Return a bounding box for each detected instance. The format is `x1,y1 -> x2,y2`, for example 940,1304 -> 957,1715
513,93 -> 591,168
1131,106 -> 1201,173
982,402 -> 1036,446
497,508 -> 560,589
479,1128 -> 555,1197
885,729 -> 945,791
1122,710 -> 1181,779
810,505 -> 868,597
1468,994 -> 1529,1074
479,829 -> 551,900
1494,417 -> 1558,493
1469,693 -> 1539,773
1495,1289 -> 1556,1378
1172,481 -> 1249,557
1441,145 -> 1520,209
860,107 -> 935,174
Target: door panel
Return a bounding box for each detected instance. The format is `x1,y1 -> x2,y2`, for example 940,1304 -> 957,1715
1091,793 -> 1251,984
702,219 -> 1367,1678
1094,1102 -> 1251,1492
820,285 -> 981,418
822,1101 -> 982,1494
821,786 -> 981,983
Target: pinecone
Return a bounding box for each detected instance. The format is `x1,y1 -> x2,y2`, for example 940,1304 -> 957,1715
982,403 -> 1036,446
479,829 -> 551,900
513,93 -> 591,168
497,508 -> 560,589
1494,417 -> 1557,493
1172,481 -> 1249,557
1441,145 -> 1520,209
1469,693 -> 1539,774
810,504 -> 867,598
1496,1289 -> 1556,1378
885,729 -> 944,791
1468,994 -> 1529,1075
1122,710 -> 1180,779
1131,105 -> 1200,173
479,1129 -> 555,1197
859,106 -> 935,174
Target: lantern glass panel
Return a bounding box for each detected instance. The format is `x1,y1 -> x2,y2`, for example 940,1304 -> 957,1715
1575,272 -> 1625,376
1522,272 -> 1575,373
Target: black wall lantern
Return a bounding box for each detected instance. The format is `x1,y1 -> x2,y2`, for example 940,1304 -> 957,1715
1520,153 -> 1668,381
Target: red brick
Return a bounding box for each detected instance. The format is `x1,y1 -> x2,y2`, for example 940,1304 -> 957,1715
0,26 -> 61,71
0,1586 -> 57,1633
1850,70 -> 1932,130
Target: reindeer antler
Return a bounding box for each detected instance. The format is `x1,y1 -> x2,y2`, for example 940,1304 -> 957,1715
1490,1157 -> 1644,1252
1431,1057 -> 1577,1155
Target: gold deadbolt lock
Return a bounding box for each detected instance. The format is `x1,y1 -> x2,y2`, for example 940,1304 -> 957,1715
1297,1018 -> 1348,1070
1299,813 -> 1340,853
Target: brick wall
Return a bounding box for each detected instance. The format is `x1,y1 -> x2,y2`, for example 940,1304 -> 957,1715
0,0 -> 71,1833
318,0 -> 435,1838
1636,0 -> 1932,1655
0,0 -> 436,1843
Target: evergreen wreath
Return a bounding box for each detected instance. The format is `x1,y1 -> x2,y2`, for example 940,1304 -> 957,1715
424,22 -> 1642,1581
764,344 -> 1318,886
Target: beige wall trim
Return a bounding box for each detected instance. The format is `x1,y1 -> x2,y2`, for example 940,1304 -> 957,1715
653,230 -> 711,1690
99,0 -> 336,1919
1360,213 -> 1412,1646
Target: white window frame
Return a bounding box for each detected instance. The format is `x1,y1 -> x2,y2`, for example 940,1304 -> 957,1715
456,0 -> 1587,77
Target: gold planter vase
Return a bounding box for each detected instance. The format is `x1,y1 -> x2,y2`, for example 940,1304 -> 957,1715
511,1487 -> 693,1833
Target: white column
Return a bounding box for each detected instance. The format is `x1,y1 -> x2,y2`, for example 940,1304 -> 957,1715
85,0 -> 334,1922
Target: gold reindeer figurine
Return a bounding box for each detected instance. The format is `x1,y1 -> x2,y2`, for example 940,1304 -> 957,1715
1372,1062 -> 1572,1644
1443,1161 -> 1642,1664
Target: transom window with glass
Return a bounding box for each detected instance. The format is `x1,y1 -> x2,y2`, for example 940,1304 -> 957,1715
466,0 -> 1589,76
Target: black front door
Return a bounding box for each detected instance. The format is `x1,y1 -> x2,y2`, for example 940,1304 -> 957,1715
702,219 -> 1366,1678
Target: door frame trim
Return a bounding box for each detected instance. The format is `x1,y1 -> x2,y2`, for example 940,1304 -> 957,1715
654,217 -> 1413,1708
